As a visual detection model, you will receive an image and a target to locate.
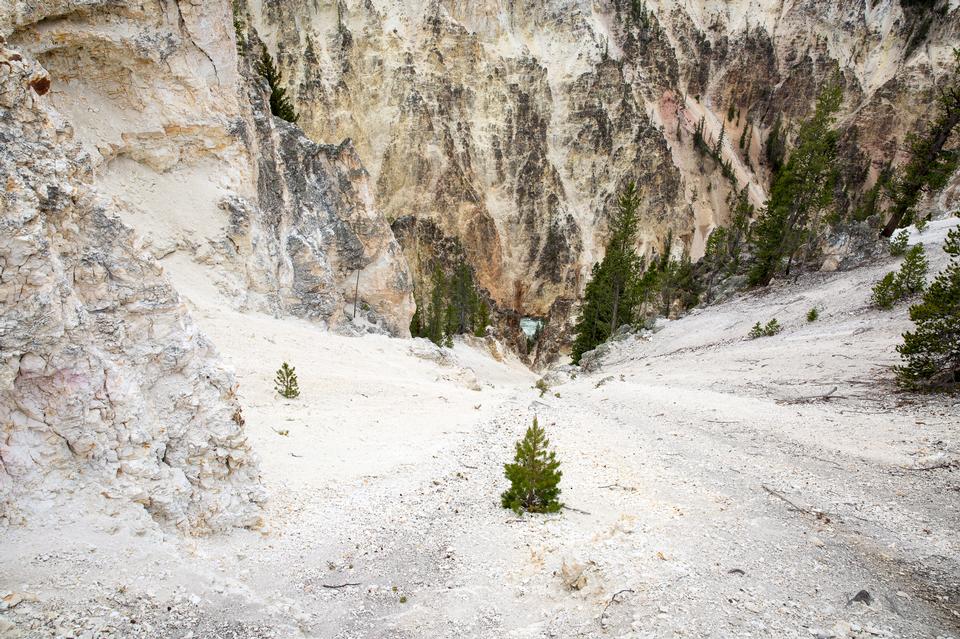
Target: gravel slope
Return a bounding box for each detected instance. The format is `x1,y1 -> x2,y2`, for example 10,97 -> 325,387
1,220 -> 958,638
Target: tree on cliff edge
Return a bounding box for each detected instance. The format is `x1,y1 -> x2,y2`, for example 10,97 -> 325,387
880,48 -> 960,237
257,49 -> 299,123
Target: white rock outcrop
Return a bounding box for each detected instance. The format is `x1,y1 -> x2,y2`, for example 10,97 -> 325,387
0,46 -> 265,532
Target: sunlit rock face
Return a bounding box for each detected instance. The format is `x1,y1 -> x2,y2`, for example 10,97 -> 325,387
248,0 -> 958,358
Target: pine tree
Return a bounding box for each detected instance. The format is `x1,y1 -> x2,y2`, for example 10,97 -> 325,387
571,182 -> 644,363
274,362 -> 300,398
714,125 -> 726,156
766,114 -> 786,174
448,261 -> 479,335
881,48 -> 960,237
747,83 -> 841,287
896,220 -> 960,390
501,417 -> 563,515
474,300 -> 491,337
257,49 -> 299,123
871,244 -> 928,309
426,265 -> 446,346
409,304 -> 423,338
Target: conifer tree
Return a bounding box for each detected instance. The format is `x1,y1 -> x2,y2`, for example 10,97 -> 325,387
257,49 -> 299,123
426,265 -> 446,346
766,114 -> 786,173
474,300 -> 491,337
896,220 -> 960,390
448,261 -> 479,335
274,362 -> 300,398
714,126 -> 725,156
747,83 -> 841,287
409,304 -> 423,338
880,49 -> 960,237
501,417 -> 563,515
571,182 -> 644,363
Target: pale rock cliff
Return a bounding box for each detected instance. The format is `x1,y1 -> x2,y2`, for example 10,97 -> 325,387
5,0 -> 414,334
1,0 -> 414,532
0,46 -> 264,532
248,0 -> 960,355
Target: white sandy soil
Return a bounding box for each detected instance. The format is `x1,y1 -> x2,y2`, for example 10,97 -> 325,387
1,220 -> 958,638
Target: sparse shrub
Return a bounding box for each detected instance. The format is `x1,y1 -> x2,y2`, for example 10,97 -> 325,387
896,220 -> 960,391
807,307 -> 819,322
274,362 -> 300,398
534,378 -> 549,397
889,229 -> 909,256
749,318 -> 782,338
501,417 -> 563,515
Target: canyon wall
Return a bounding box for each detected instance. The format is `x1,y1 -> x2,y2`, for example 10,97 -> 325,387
1,0 -> 414,531
248,0 -> 960,352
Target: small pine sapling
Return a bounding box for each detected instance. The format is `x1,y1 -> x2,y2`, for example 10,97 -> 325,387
749,318 -> 782,338
872,244 -> 928,309
275,362 -> 300,398
889,229 -> 909,256
896,218 -> 960,391
534,378 -> 549,397
763,318 -> 782,335
806,307 -> 819,322
871,271 -> 901,309
898,244 -> 929,296
501,417 -> 563,515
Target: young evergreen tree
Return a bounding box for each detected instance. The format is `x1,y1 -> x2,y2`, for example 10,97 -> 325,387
747,83 -> 842,287
570,182 -> 644,363
765,114 -> 786,173
274,362 -> 300,398
409,303 -> 423,338
896,220 -> 960,390
501,417 -> 563,515
881,49 -> 960,237
448,261 -> 479,335
473,300 -> 491,337
426,265 -> 447,346
257,49 -> 299,123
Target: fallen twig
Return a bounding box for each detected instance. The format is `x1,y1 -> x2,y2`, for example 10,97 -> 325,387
461,463 -> 478,470
322,583 -> 360,589
761,484 -> 854,523
761,484 -> 813,516
564,505 -> 591,515
777,386 -> 845,405
899,461 -> 958,472
600,589 -> 634,629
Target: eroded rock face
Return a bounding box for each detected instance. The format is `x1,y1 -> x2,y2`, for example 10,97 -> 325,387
6,0 -> 414,335
0,47 -> 265,533
248,0 -> 959,359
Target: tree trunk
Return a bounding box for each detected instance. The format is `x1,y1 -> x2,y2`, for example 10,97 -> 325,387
881,109 -> 960,237
609,278 -> 621,335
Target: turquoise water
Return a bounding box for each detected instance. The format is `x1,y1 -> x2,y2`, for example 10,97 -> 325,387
519,317 -> 543,339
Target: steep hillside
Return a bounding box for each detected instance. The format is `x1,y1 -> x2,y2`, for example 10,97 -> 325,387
1,219 -> 956,637
246,0 -> 960,355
